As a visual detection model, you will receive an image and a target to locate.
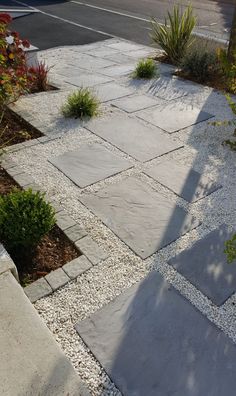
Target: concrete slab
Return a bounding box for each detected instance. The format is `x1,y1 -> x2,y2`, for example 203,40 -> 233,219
63,255 -> 92,279
79,177 -> 200,258
93,82 -> 134,102
86,115 -> 183,162
65,74 -> 113,88
1,271 -> 89,396
144,77 -> 191,101
144,159 -> 222,203
100,64 -> 134,77
50,143 -> 133,188
55,66 -> 87,78
111,94 -> 163,113
76,270 -> 236,396
105,41 -> 145,52
103,53 -> 135,64
137,101 -> 213,133
45,268 -> 70,291
69,53 -> 115,70
169,225 -> 236,305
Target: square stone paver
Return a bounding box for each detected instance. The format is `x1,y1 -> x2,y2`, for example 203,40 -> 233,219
100,64 -> 134,77
93,82 -> 134,102
76,270 -> 236,396
79,177 -> 200,258
86,115 -> 183,162
137,101 -> 213,133
144,159 -> 222,203
50,143 -> 133,188
65,74 -> 113,88
111,94 -> 163,113
169,225 -> 236,305
69,53 -> 115,70
105,41 -> 145,52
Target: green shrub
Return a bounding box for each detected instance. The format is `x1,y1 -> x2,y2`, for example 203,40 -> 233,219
224,234 -> 236,263
151,5 -> 196,64
217,48 -> 236,93
0,189 -> 55,250
133,58 -> 158,79
62,88 -> 100,119
181,50 -> 218,82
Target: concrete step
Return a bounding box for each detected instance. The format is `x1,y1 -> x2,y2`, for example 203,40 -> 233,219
0,265 -> 89,396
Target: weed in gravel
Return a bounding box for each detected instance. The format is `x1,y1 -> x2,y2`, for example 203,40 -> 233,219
62,88 -> 100,119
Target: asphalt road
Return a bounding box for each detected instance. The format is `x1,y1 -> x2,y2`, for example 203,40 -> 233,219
1,0 -> 235,50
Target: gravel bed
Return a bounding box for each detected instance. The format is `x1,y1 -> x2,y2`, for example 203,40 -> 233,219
9,39 -> 236,395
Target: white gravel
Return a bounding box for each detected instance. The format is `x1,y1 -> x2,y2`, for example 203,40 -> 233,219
9,39 -> 236,395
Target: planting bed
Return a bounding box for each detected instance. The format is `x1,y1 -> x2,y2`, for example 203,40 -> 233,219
1,109 -> 42,147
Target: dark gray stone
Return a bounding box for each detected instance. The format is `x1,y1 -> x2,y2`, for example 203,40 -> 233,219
145,160 -> 222,203
79,177 -> 200,259
24,278 -> 52,303
169,225 -> 236,305
75,236 -> 108,265
63,255 -> 92,279
45,268 -> 70,291
137,101 -> 214,133
50,143 -> 133,188
86,116 -> 183,162
64,224 -> 87,242
76,270 -> 236,396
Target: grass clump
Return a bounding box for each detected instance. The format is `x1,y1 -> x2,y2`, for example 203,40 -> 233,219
62,88 -> 100,119
151,4 -> 196,64
181,50 -> 218,83
0,189 -> 55,253
224,234 -> 236,263
133,58 -> 158,79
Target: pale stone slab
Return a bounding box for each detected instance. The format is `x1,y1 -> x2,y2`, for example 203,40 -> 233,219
112,94 -> 163,113
145,159 -> 222,202
93,82 -> 134,102
76,270 -> 236,396
137,101 -> 213,133
56,211 -> 76,230
69,53 -> 115,70
100,64 -> 134,77
65,74 -> 113,88
86,115 -> 183,162
105,41 -> 145,52
64,224 -> 87,242
79,177 -> 200,258
103,53 -> 134,64
169,225 -> 236,305
50,143 -> 133,188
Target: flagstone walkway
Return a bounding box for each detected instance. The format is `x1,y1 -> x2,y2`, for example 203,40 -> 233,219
9,38 -> 236,395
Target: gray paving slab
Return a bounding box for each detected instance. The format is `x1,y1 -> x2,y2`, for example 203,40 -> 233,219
68,53 -> 115,70
45,268 -> 70,291
86,115 -> 183,162
127,48 -> 156,59
63,255 -> 92,279
103,53 -> 135,64
93,82 -> 134,102
85,47 -> 120,58
137,101 -> 214,133
55,66 -> 87,78
105,41 -> 145,52
79,177 -> 200,259
65,74 -> 113,88
144,159 -> 222,202
56,211 -> 77,230
169,225 -> 236,305
76,270 -> 236,396
50,143 -> 133,188
64,224 -> 87,242
100,64 -> 134,77
111,94 -> 163,113
143,76 -> 191,101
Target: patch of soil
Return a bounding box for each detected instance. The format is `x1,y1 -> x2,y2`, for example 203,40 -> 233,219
8,225 -> 81,285
0,166 -> 19,195
175,69 -> 229,92
0,108 -> 42,147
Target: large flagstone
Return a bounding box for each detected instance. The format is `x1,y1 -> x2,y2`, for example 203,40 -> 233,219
169,225 -> 236,305
144,159 -> 222,202
86,115 -> 183,162
49,143 -> 133,188
76,271 -> 236,396
79,177 -> 200,258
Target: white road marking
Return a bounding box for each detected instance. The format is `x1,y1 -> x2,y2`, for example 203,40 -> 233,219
12,0 -> 116,38
71,0 -> 151,23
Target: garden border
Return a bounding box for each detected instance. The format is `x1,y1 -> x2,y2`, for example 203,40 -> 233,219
1,152 -> 109,303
